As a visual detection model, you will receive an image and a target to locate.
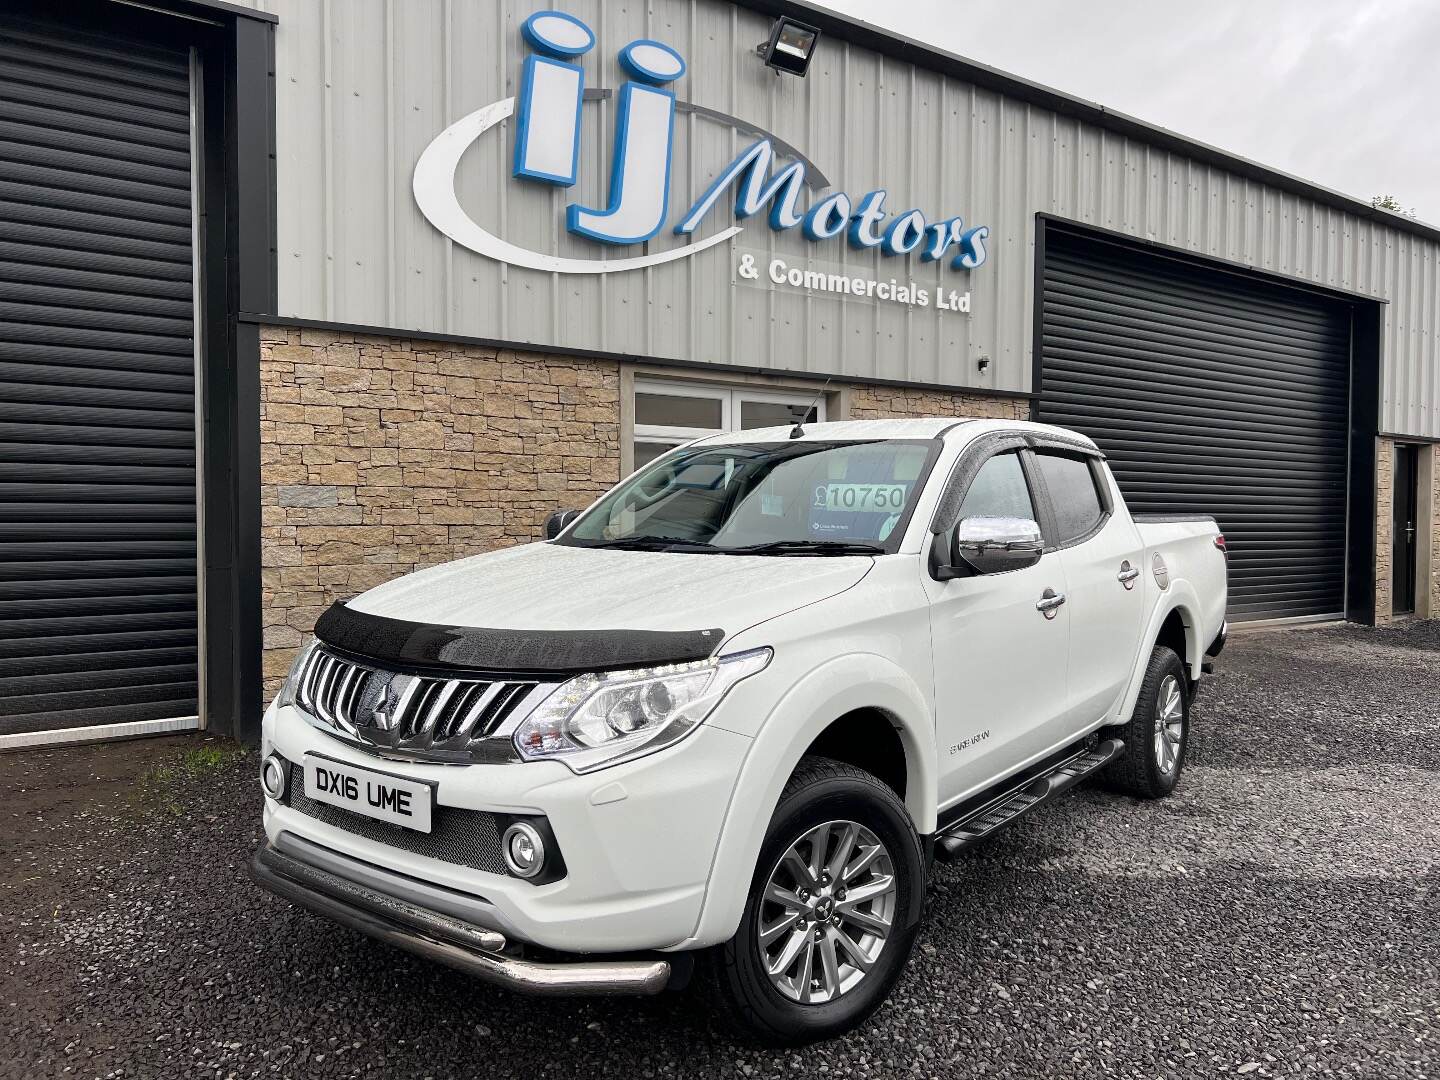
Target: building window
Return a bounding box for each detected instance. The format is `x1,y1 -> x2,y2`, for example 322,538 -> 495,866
632,378 -> 825,469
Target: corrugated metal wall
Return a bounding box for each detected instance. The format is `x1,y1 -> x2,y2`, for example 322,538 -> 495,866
238,0 -> 1439,439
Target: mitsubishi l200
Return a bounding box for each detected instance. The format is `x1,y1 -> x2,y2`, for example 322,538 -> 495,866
253,417 -> 1227,1043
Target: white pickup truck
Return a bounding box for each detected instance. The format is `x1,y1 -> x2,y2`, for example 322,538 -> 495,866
254,417 -> 1227,1043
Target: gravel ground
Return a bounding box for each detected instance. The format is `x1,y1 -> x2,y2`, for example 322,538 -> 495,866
2,621 -> 1437,1079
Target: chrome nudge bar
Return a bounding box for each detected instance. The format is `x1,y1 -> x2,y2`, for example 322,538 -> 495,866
250,845 -> 672,996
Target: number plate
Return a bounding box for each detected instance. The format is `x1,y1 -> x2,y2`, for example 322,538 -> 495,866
303,754 -> 435,833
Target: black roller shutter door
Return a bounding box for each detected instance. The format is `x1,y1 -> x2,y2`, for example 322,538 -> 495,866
1038,226 -> 1352,622
0,14 -> 198,736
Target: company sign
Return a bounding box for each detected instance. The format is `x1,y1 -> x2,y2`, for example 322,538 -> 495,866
413,9 -> 990,277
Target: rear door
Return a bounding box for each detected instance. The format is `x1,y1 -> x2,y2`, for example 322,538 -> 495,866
1033,451 -> 1146,726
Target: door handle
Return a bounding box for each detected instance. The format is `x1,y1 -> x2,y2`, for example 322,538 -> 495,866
1118,561 -> 1140,587
1036,589 -> 1066,618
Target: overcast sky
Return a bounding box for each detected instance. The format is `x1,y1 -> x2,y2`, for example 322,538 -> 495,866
815,0 -> 1440,225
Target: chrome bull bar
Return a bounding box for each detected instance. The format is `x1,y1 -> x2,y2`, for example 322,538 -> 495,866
251,844 -> 673,996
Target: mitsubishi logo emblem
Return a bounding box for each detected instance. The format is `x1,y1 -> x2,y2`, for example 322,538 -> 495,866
372,676 -> 405,732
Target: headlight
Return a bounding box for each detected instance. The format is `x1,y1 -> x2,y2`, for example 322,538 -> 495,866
276,638 -> 318,709
513,647 -> 771,773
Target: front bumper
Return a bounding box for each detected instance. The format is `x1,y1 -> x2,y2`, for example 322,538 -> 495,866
262,702 -> 753,952
251,843 -> 673,995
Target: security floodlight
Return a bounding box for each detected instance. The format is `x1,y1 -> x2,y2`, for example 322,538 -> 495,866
757,17 -> 820,76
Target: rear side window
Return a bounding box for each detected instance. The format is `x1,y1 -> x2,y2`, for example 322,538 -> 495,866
1036,452 -> 1105,543
957,451 -> 1036,522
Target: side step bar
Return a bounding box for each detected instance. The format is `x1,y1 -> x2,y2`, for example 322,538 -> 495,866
934,738 -> 1125,860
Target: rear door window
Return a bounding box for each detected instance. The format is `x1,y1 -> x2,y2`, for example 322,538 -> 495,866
1035,452 -> 1106,544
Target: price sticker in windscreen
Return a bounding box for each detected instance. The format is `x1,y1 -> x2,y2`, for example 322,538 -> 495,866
813,482 -> 908,511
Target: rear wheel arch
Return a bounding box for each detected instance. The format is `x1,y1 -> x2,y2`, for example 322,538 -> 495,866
1117,591 -> 1204,722
1154,608 -> 1191,673
1101,643 -> 1190,798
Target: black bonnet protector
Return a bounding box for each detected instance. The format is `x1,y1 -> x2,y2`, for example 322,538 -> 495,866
312,602 -> 726,677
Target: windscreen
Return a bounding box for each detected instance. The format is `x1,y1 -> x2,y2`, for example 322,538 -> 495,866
560,440 -> 939,554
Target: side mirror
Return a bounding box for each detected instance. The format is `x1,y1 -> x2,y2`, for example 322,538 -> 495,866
543,509 -> 581,540
932,516 -> 1044,579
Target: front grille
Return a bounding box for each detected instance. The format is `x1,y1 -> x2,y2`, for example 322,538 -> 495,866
285,763 -> 508,876
295,646 -> 550,759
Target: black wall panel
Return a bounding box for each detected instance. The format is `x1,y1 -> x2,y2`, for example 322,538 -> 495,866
1038,225 -> 1353,622
0,14 -> 198,734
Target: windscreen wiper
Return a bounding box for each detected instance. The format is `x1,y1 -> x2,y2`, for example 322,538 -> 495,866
579,535 -> 721,552
723,539 -> 886,556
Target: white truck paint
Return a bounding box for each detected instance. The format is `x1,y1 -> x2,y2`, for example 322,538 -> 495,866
254,417 -> 1227,1043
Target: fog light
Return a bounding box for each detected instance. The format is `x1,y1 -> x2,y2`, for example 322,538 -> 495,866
502,822 -> 546,879
260,754 -> 287,800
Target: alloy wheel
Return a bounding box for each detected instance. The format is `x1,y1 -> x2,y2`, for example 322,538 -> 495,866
1153,673 -> 1185,775
756,819 -> 897,1004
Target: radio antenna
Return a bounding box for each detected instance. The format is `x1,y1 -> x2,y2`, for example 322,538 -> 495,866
789,378 -> 831,440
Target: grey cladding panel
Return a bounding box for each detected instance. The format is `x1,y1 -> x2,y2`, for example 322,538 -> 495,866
1038,227 -> 1352,622
234,0 -> 1437,437
0,14 -> 198,735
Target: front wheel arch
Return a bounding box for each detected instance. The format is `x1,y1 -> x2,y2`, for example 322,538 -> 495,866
704,756 -> 926,1044
802,707 -> 909,802
686,654 -> 936,950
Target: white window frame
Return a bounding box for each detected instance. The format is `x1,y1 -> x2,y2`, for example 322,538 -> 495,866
633,380 -> 732,446
632,378 -> 826,468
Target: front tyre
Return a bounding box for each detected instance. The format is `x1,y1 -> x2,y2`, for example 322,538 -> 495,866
707,757 -> 925,1045
1101,644 -> 1189,799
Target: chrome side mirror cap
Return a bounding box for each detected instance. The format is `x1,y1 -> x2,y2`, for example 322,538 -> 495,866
932,516 -> 1044,579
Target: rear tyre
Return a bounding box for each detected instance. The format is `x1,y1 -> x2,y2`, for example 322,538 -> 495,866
706,757 -> 925,1045
1100,644 -> 1189,799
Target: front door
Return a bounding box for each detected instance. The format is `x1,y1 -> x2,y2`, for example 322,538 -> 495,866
926,448 -> 1073,808
1393,445 -> 1419,616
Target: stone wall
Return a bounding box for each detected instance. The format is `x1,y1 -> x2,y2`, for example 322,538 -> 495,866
1374,438 -> 1394,622
848,386 -> 1030,422
259,328 -> 621,692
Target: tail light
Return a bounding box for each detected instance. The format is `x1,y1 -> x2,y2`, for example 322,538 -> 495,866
1214,534 -> 1228,560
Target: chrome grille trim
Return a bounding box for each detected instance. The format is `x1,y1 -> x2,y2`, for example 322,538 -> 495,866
293,646 -> 553,761
455,682 -> 508,740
